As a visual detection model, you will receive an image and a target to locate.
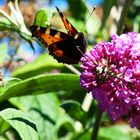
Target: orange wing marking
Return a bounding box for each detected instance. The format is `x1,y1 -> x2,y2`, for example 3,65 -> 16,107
39,31 -> 64,46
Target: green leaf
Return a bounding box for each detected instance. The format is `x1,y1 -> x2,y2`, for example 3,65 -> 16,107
56,114 -> 75,140
0,108 -> 39,140
33,8 -> 52,27
0,135 -> 8,140
0,74 -> 84,102
12,54 -> 66,79
100,0 -> 118,30
0,43 -> 7,64
10,94 -> 59,140
67,0 -> 88,21
73,124 -> 139,140
99,124 -> 139,140
61,100 -> 87,124
72,130 -> 91,140
10,93 -> 75,140
0,17 -> 12,31
4,78 -> 22,89
0,117 -> 10,134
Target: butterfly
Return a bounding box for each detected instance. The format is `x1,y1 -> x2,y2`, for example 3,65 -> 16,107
30,7 -> 86,64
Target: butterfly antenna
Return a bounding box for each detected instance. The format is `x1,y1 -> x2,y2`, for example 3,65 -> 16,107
76,46 -> 86,57
86,37 -> 96,45
56,6 -> 59,13
56,6 -> 62,15
80,6 -> 96,32
77,46 -> 95,63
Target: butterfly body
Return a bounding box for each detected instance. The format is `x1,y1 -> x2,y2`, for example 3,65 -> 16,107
30,7 -> 86,64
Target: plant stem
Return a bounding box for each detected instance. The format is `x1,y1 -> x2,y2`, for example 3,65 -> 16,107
117,0 -> 132,35
91,107 -> 103,140
64,64 -> 81,75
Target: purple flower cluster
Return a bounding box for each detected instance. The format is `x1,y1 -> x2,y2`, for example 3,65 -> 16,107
80,32 -> 140,129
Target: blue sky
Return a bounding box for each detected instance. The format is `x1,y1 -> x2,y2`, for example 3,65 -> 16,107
50,0 -> 103,8
0,0 -> 103,7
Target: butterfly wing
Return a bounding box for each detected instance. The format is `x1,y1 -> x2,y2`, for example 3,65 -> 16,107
30,25 -> 66,46
56,7 -> 78,37
30,25 -> 82,64
48,40 -> 83,64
